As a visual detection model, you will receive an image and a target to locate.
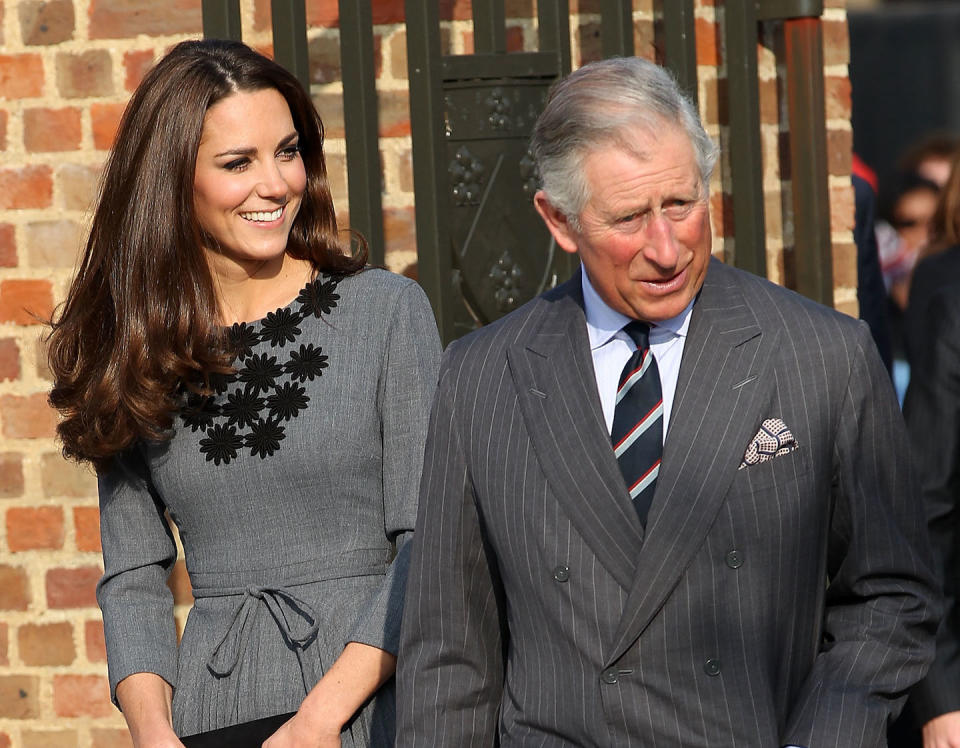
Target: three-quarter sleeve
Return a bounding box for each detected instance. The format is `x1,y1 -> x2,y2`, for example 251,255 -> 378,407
96,447 -> 179,706
346,280 -> 442,654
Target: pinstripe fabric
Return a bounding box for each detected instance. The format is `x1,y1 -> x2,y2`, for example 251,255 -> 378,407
397,258 -> 939,747
902,283 -> 960,726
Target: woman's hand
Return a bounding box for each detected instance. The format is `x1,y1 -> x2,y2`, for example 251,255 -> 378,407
116,673 -> 185,748
923,711 -> 960,748
262,713 -> 341,748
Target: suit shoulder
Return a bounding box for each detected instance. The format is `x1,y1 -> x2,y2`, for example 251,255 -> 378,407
715,260 -> 864,335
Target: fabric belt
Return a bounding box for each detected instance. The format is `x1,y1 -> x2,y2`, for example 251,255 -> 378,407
189,549 -> 391,693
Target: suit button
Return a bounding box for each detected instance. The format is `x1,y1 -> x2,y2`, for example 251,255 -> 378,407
601,667 -> 619,685
725,550 -> 743,569
704,659 -> 721,676
553,565 -> 569,583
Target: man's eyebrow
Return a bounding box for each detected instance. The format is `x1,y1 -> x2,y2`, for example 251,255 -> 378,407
214,131 -> 299,158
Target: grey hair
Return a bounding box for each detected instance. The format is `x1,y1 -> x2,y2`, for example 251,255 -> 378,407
530,57 -> 719,226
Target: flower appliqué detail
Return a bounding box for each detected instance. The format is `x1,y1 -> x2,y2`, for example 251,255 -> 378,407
180,274 -> 341,464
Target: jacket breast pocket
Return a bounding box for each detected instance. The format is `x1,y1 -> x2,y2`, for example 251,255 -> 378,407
733,444 -> 812,493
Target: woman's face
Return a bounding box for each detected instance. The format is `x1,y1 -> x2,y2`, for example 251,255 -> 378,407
193,87 -> 306,274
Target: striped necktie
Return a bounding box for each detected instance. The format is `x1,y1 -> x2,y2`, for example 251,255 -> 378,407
611,321 -> 663,525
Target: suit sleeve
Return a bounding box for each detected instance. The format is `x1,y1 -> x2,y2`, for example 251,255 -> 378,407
396,348 -> 507,746
783,321 -> 940,746
903,290 -> 960,724
96,448 -> 179,707
346,281 -> 442,654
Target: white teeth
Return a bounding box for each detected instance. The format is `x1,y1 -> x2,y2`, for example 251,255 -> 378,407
240,206 -> 283,222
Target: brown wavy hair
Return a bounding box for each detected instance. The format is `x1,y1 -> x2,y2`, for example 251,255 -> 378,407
47,39 -> 366,470
929,149 -> 960,251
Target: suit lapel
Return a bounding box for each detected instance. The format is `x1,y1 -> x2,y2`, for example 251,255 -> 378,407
607,259 -> 777,663
508,275 -> 643,592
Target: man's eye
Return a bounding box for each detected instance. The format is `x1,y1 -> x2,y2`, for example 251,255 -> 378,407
664,201 -> 694,219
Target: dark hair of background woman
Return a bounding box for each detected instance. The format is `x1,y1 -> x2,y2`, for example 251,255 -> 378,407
47,39 -> 367,471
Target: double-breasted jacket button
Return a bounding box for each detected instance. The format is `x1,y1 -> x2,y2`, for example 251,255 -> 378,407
704,659 -> 721,676
601,667 -> 619,685
725,549 -> 743,569
553,565 -> 570,583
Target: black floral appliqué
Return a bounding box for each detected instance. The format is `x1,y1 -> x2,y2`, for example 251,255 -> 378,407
222,390 -> 265,428
181,274 -> 341,465
267,381 -> 309,422
285,343 -> 328,382
245,419 -> 286,458
297,278 -> 340,318
199,423 -> 243,465
238,353 -> 284,394
228,322 -> 261,360
261,307 -> 302,347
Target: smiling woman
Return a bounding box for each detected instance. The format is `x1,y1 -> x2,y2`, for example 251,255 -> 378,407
45,40 -> 441,748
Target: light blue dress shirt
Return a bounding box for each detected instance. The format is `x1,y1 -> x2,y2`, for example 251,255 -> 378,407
581,271 -> 692,438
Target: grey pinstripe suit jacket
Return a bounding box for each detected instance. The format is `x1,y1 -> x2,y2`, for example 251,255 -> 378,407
397,258 -> 939,747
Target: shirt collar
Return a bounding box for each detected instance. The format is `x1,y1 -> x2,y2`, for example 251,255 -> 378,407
581,269 -> 694,351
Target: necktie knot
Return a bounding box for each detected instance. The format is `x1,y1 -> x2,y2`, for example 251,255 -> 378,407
622,320 -> 651,351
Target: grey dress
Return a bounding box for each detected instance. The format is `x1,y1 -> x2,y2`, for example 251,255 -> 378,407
96,269 -> 441,744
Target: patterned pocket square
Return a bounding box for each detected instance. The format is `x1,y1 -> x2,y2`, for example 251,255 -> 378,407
739,418 -> 798,469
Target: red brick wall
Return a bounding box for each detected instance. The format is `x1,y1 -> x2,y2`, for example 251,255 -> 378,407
0,0 -> 855,743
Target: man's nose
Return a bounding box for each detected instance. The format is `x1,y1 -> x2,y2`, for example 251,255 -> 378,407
643,213 -> 680,268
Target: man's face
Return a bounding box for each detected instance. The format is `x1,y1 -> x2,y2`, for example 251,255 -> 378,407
535,129 -> 712,323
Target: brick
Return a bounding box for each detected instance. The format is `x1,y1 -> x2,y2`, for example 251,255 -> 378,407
23,107 -> 82,152
304,0 -> 338,27
124,49 -> 154,91
22,731 -> 79,748
42,452 -> 97,498
0,734 -> 9,748
0,454 -> 25,499
696,16 -> 720,66
89,0 -> 201,39
830,182 -> 855,234
19,0 -> 75,45
828,127 -> 853,177
0,110 -> 7,150
25,220 -> 83,267
0,391 -> 56,436
384,207 -> 417,255
759,76 -> 779,125
634,17 -> 656,61
701,75 -> 727,129
0,224 -> 14,267
439,0 -> 472,20
57,163 -> 102,211
0,675 -> 41,718
325,152 -> 347,205
35,339 -> 53,382
46,566 -> 100,609
92,101 -> 127,150
710,191 -> 734,240
74,506 -> 101,552
576,22 -> 602,66
397,149 -> 413,193
7,506 -> 65,551
822,18 -> 849,68
0,339 -> 19,382
378,90 -> 410,137
53,674 -> 112,717
505,25 -> 525,53
0,165 -> 53,209
0,565 -> 30,610
18,622 -> 75,666
312,92 -> 344,137
0,54 -> 45,99
0,280 -> 53,326
0,623 -> 7,665
825,74 -> 851,121
55,50 -> 113,98
167,559 -> 194,606
388,29 -> 407,79
84,619 -> 106,662
89,730 -> 133,748
832,241 -> 858,290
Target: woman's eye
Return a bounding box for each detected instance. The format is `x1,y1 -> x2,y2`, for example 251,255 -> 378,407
278,145 -> 300,160
223,158 -> 249,172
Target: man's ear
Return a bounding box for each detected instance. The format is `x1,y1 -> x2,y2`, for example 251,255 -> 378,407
533,190 -> 580,255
